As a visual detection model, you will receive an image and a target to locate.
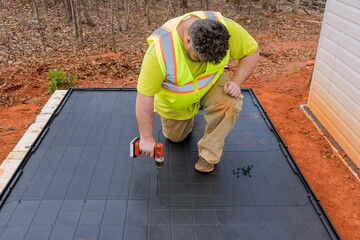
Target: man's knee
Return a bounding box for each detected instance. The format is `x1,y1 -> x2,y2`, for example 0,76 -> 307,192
161,117 -> 194,143
164,132 -> 187,143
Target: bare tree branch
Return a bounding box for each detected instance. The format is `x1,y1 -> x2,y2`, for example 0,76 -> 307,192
111,0 -> 117,52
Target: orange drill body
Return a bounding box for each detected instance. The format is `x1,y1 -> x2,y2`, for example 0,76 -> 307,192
130,137 -> 164,170
155,143 -> 164,170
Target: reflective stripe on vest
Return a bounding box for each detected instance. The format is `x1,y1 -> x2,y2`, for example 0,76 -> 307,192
151,27 -> 177,84
197,72 -> 217,90
161,72 -> 217,93
203,11 -> 219,21
154,12 -> 221,93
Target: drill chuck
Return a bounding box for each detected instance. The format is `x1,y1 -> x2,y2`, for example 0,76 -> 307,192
155,156 -> 164,170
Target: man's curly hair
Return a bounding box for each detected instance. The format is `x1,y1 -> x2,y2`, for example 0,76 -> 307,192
188,19 -> 230,64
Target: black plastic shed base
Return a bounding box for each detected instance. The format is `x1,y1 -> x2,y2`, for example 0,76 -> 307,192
0,88 -> 340,240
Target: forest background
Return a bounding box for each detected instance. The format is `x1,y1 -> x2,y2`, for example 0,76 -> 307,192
0,0 -> 359,239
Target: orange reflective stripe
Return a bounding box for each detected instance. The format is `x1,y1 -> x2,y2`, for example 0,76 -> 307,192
152,33 -> 166,66
162,26 -> 172,33
197,73 -> 213,81
213,11 -> 220,22
203,11 -> 208,19
197,72 -> 217,90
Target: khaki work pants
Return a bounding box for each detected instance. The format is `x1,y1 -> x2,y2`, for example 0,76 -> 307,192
160,73 -> 243,164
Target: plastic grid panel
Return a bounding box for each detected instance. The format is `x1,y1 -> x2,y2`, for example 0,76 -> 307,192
0,89 -> 339,240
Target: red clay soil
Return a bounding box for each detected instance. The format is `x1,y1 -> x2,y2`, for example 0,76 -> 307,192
1,8 -> 359,240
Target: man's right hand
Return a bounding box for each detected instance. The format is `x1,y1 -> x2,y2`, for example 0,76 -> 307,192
139,137 -> 156,159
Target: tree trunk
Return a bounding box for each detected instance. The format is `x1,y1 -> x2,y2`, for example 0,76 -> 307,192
125,0 -> 131,30
111,0 -> 116,52
262,0 -> 277,10
41,0 -> 53,35
117,0 -> 123,31
168,0 -> 176,14
52,0 -> 61,18
63,0 -> 72,22
81,0 -> 95,26
70,0 -> 79,40
293,0 -> 300,13
201,0 -> 203,10
33,0 -> 39,19
182,0 -> 188,8
262,0 -> 268,9
144,0 -> 151,25
33,0 -> 46,46
181,0 -> 187,14
76,0 -> 83,43
1,1 -> 13,61
206,0 -> 209,10
309,0 -> 314,9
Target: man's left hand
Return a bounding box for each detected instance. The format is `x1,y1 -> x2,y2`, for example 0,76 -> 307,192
224,81 -> 241,98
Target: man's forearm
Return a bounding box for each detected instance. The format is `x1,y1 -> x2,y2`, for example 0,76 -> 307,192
136,93 -> 154,140
232,48 -> 260,86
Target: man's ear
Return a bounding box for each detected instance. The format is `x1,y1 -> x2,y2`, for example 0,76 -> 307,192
186,35 -> 191,44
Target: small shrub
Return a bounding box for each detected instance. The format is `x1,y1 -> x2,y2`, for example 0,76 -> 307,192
291,64 -> 299,73
46,70 -> 77,94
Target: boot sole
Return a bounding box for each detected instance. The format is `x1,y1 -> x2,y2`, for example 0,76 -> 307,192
194,164 -> 214,173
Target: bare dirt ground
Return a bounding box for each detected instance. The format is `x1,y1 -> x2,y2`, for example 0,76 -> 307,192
0,1 -> 359,239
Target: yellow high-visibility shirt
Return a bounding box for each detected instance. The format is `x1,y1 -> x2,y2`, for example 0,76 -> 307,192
137,16 -> 258,119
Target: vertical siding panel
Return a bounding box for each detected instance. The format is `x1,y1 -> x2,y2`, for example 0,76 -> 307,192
331,70 -> 360,106
338,33 -> 360,59
327,85 -> 360,130
333,58 -> 360,89
340,17 -> 360,42
317,107 -> 360,166
336,45 -> 360,76
314,59 -> 332,91
339,0 -> 360,9
308,0 -> 360,167
343,4 -> 360,25
322,24 -> 341,43
317,47 -> 336,70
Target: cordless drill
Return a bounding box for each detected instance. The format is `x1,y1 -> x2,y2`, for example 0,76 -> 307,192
130,137 -> 164,170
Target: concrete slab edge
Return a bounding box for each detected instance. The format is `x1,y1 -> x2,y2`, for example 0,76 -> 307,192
0,90 -> 68,191
300,104 -> 360,182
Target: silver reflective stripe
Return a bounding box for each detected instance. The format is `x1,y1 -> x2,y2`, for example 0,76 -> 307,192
151,26 -> 177,83
161,34 -> 176,84
162,81 -> 195,93
197,72 -> 217,90
153,27 -> 169,37
205,11 -> 217,21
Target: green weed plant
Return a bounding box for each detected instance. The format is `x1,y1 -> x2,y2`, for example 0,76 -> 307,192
46,70 -> 77,94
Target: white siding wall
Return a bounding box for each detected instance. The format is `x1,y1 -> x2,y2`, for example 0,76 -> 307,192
308,0 -> 360,166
